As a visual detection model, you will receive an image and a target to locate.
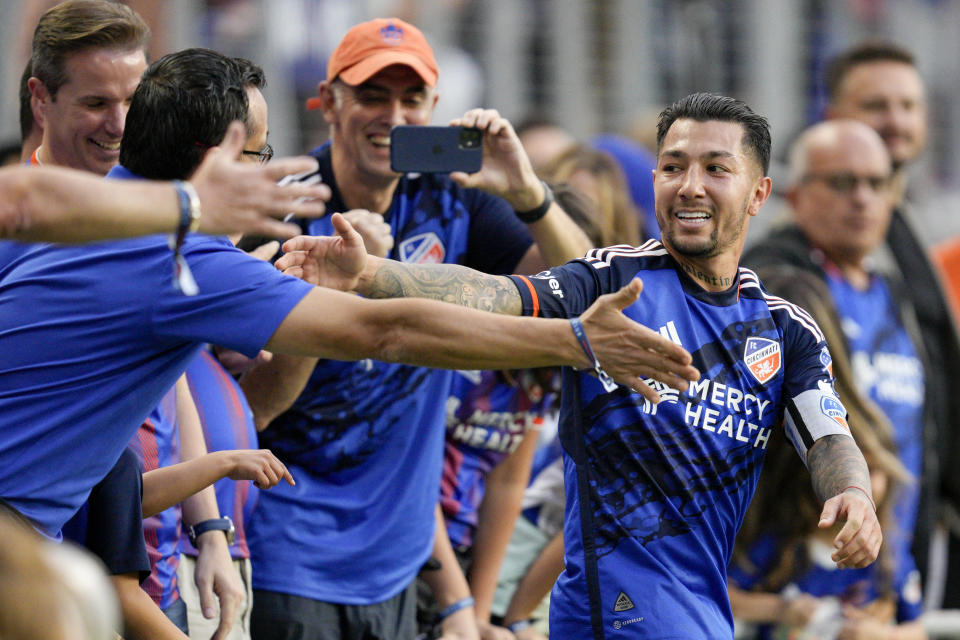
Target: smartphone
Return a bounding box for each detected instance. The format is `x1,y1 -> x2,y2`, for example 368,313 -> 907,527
390,125 -> 482,174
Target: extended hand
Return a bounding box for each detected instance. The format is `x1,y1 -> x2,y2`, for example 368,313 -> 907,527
448,109 -> 543,211
275,214 -> 368,290
578,278 -> 699,404
219,449 -> 294,488
191,121 -> 332,238
340,209 -> 394,258
818,490 -> 882,568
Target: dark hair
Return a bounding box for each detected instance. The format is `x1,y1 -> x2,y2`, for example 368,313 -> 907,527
120,48 -> 250,180
19,62 -> 36,143
233,56 -> 266,136
656,92 -> 771,176
31,0 -> 150,99
825,41 -> 916,102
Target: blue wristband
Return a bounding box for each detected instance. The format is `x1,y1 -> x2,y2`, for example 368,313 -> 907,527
436,596 -> 474,622
569,317 -> 618,392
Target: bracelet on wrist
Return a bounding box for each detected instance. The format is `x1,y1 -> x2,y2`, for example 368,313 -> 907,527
174,180 -> 202,233
569,317 -> 618,392
514,179 -> 553,224
168,180 -> 201,296
436,595 -> 474,622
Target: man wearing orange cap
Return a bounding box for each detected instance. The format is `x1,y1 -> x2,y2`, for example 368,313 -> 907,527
244,16 -> 592,640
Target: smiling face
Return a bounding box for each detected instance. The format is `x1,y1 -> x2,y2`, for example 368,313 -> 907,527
33,46 -> 146,175
828,60 -> 927,170
653,119 -> 771,281
321,64 -> 437,187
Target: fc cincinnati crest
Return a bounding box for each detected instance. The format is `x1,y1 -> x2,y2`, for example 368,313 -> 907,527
399,232 -> 445,264
744,337 -> 781,384
820,395 -> 849,430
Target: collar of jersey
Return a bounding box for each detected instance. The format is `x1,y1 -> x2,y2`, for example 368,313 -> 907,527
672,256 -> 742,306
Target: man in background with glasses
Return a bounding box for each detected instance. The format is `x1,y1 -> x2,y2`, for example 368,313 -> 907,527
825,41 -> 960,610
744,119 -> 928,631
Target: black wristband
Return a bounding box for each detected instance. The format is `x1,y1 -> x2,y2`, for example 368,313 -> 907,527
187,516 -> 235,547
514,180 -> 553,224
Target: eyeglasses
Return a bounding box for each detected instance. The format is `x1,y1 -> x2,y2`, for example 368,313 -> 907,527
801,172 -> 891,194
242,143 -> 274,165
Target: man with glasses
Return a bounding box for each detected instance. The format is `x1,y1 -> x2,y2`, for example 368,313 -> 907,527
824,41 -> 960,607
744,118 -> 927,614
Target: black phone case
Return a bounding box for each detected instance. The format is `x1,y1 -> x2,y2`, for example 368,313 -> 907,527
390,126 -> 482,174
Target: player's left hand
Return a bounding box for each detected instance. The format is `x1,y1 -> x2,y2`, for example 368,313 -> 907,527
818,489 -> 882,569
193,531 -> 244,640
448,109 -> 543,212
275,213 -> 367,291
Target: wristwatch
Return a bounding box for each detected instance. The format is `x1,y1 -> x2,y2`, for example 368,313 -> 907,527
187,516 -> 235,547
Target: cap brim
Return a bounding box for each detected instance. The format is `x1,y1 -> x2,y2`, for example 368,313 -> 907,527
337,50 -> 437,87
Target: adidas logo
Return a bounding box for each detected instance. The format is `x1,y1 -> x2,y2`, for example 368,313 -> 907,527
658,320 -> 682,346
613,591 -> 635,612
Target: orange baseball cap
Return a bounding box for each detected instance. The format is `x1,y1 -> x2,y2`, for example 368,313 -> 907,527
331,18 -> 437,84
307,18 -> 437,110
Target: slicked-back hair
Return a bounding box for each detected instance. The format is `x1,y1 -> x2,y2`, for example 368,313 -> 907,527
31,0 -> 150,99
656,92 -> 771,176
120,48 -> 248,180
825,41 -> 916,102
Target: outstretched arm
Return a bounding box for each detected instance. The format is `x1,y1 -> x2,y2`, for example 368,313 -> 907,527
806,434 -> 882,569
265,276 -> 698,403
0,122 -> 329,242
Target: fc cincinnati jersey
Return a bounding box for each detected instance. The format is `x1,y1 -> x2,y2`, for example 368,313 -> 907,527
441,370 -> 558,547
507,241 -> 852,640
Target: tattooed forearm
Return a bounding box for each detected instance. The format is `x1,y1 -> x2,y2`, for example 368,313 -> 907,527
361,260 -> 523,315
806,434 -> 872,505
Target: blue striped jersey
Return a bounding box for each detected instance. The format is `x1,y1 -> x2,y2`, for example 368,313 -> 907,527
507,240 -> 852,639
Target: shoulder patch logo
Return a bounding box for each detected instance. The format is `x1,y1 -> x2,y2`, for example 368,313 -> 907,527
820,346 -> 833,378
820,395 -> 849,430
613,591 -> 635,612
744,337 -> 781,384
398,232 -> 445,264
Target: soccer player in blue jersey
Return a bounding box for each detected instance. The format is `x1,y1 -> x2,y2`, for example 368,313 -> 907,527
279,92 -> 883,639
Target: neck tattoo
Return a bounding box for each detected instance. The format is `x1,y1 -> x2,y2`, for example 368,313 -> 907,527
682,262 -> 732,288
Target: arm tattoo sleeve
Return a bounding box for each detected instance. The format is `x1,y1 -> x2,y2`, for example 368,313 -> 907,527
805,434 -> 873,504
365,261 -> 523,315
